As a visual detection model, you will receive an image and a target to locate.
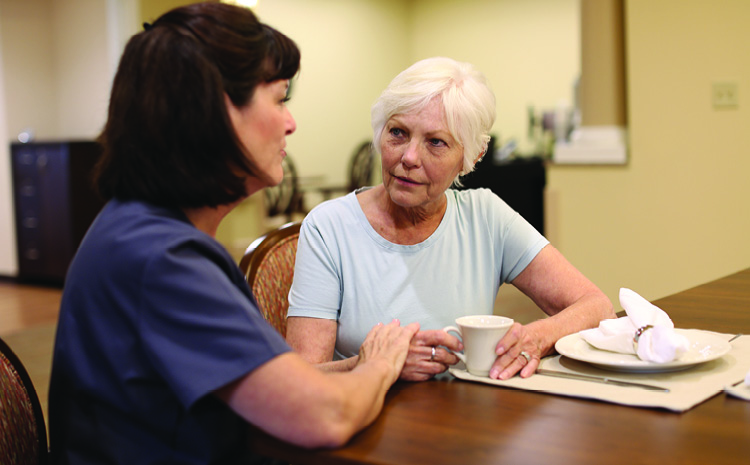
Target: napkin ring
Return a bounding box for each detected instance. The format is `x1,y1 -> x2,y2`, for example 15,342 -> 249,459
633,325 -> 654,352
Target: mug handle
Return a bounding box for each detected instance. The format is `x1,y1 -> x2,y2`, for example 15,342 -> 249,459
441,326 -> 466,364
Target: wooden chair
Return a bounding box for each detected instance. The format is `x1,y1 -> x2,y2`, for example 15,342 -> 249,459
0,336 -> 49,465
239,222 -> 302,337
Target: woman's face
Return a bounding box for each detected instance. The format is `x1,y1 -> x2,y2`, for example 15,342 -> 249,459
227,79 -> 296,193
380,97 -> 463,211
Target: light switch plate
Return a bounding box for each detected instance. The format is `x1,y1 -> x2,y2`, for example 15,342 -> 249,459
712,81 -> 738,108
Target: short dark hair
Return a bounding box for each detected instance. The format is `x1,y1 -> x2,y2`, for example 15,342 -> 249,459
95,2 -> 300,208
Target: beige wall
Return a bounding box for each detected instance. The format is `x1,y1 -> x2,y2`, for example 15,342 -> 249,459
53,0 -> 111,138
0,0 -> 57,140
0,0 -> 113,275
548,0 -> 750,304
218,0 -> 413,248
0,6 -> 11,276
256,0 -> 412,180
1,0 -> 748,311
579,0 -> 625,127
217,0 -> 579,251
0,0 -> 111,141
409,0 -> 580,154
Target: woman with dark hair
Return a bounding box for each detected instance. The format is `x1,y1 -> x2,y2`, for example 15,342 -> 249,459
48,3 -> 417,464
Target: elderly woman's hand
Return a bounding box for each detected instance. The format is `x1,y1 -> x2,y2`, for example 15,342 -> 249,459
398,329 -> 463,382
489,322 -> 547,380
358,319 -> 421,384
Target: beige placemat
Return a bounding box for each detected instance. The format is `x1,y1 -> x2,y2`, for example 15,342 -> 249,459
449,332 -> 749,412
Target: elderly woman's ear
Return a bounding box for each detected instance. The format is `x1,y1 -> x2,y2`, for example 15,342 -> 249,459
457,149 -> 486,177
474,149 -> 486,165
466,149 -> 486,172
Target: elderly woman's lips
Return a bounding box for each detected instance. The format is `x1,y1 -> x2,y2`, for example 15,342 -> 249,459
395,176 -> 420,185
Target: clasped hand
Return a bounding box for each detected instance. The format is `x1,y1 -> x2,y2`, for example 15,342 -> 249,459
358,319 -> 421,383
398,330 -> 463,381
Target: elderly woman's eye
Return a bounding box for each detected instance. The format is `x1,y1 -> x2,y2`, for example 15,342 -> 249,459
389,127 -> 404,137
429,138 -> 446,147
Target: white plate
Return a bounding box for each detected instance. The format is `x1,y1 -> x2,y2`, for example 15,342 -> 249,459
555,329 -> 731,373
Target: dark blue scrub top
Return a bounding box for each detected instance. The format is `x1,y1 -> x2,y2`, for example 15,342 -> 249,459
49,199 -> 291,465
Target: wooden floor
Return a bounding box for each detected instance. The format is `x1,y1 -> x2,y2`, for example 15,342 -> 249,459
0,280 -> 62,337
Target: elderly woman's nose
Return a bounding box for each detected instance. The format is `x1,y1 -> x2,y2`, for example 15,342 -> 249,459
400,141 -> 421,167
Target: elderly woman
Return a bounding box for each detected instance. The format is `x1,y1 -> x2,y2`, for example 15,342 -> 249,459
286,57 -> 614,382
48,4 -> 418,464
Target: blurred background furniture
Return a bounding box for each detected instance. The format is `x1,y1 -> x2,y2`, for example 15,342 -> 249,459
263,155 -> 303,222
456,138 -> 546,235
239,222 -> 301,337
10,141 -> 104,285
0,335 -> 49,465
317,140 -> 376,200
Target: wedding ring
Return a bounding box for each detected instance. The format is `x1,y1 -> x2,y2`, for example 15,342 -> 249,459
520,351 -> 531,363
430,346 -> 436,361
633,325 -> 654,352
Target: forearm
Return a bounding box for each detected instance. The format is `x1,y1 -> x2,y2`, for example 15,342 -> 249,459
528,291 -> 614,356
325,359 -> 395,435
218,353 -> 395,449
312,320 -> 418,443
286,316 -> 342,367
316,355 -> 359,372
222,319 -> 417,448
284,358 -> 395,447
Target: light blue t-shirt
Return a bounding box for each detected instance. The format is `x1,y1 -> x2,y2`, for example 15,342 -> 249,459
287,188 -> 549,360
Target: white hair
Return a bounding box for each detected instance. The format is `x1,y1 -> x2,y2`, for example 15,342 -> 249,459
370,57 -> 496,184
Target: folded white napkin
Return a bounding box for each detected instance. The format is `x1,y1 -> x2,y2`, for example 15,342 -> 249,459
579,288 -> 690,363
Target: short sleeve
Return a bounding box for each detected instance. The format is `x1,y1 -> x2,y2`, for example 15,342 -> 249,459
287,216 -> 343,320
139,241 -> 291,409
483,191 -> 549,283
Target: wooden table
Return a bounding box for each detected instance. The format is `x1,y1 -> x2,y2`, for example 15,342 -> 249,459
249,268 -> 750,464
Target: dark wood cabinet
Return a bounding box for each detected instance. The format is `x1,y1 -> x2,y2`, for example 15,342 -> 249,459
457,154 -> 546,235
11,141 -> 104,284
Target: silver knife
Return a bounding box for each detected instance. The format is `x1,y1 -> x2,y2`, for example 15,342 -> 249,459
536,369 -> 670,393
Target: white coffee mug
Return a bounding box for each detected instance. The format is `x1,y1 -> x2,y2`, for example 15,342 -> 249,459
442,315 -> 514,377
